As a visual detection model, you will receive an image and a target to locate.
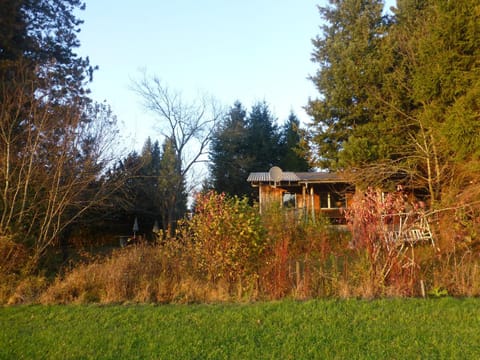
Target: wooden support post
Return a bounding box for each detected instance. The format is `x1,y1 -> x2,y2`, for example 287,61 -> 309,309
302,185 -> 306,220
259,185 -> 263,214
310,186 -> 315,223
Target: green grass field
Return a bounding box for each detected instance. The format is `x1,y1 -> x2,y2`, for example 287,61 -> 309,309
1,298 -> 480,359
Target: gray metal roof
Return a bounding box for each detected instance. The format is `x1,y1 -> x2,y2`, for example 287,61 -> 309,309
247,171 -> 348,183
296,172 -> 348,183
247,172 -> 300,183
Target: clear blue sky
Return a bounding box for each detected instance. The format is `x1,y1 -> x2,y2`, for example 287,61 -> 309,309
77,0 -> 395,151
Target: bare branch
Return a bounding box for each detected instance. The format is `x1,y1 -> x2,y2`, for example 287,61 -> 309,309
0,62 -> 123,266
131,71 -> 224,235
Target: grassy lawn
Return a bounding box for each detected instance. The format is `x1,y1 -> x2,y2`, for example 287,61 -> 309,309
1,298 -> 480,359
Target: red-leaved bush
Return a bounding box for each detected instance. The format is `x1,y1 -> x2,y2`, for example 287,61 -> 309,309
344,187 -> 428,295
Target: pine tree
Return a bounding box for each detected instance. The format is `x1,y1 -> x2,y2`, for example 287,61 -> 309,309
244,101 -> 281,171
306,0 -> 389,170
0,0 -> 95,101
392,0 -> 480,201
157,137 -> 187,236
278,112 -> 310,171
209,101 -> 253,197
308,0 -> 480,204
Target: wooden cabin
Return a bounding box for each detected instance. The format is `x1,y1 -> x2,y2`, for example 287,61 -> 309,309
247,169 -> 354,224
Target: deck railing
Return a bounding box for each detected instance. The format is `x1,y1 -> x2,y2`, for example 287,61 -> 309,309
381,212 -> 434,246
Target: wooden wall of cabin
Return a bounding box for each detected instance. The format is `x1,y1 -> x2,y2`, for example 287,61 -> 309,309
256,182 -> 353,223
258,184 -> 284,211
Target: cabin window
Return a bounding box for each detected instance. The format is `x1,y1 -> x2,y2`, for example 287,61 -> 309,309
331,192 -> 346,208
320,192 -> 345,209
283,193 -> 296,208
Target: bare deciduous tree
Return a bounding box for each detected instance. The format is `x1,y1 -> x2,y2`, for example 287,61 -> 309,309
131,72 -> 223,234
0,62 -> 121,269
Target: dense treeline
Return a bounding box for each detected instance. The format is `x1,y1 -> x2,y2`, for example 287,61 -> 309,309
208,101 -> 309,199
307,0 -> 480,205
89,137 -> 187,241
1,0 -> 479,303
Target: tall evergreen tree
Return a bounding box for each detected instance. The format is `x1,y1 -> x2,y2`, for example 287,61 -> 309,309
98,139 -> 162,237
0,0 -> 95,101
308,0 -> 480,205
209,101 -> 289,198
388,0 -> 480,201
157,137 -> 187,235
209,101 -> 252,197
278,112 -> 310,171
101,136 -> 188,237
245,101 -> 280,171
136,138 -> 162,228
306,0 -> 389,170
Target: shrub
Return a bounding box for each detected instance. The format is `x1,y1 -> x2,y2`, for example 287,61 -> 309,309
180,192 -> 265,294
23,189 -> 480,304
6,276 -> 48,305
343,187 -> 428,296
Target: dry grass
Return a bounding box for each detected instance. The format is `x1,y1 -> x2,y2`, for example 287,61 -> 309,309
40,243 -> 247,304
6,236 -> 480,305
0,236 -> 45,304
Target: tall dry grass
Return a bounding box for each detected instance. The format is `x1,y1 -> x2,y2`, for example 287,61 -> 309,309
258,204 -> 352,299
40,242 -> 237,304
0,236 -> 49,304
